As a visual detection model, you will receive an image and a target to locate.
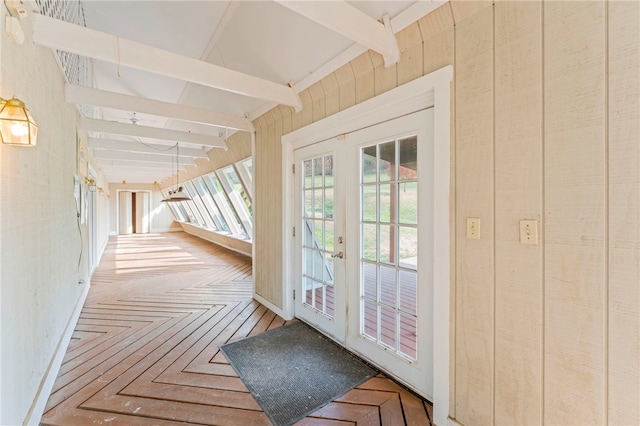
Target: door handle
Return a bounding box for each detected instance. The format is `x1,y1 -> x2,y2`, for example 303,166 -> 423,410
330,251 -> 344,259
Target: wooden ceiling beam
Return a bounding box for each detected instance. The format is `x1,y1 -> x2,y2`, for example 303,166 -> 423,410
79,117 -> 227,149
96,159 -> 188,170
66,84 -> 254,132
93,150 -> 196,165
88,137 -> 208,158
33,14 -> 302,110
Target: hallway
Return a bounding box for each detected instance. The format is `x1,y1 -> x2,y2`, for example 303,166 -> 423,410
41,233 -> 432,425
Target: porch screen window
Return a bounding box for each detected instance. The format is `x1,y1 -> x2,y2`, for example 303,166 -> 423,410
161,156 -> 254,242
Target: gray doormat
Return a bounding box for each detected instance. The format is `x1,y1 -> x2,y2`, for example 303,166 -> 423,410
220,321 -> 377,426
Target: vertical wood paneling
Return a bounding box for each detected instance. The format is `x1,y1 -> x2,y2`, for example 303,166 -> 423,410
544,2 -> 607,424
493,2 -> 543,425
420,18 -> 454,76
279,105 -> 292,135
299,89 -> 313,127
290,102 -> 302,132
418,3 -> 454,76
320,73 -> 340,118
309,81 -> 326,123
254,109 -> 283,305
454,5 -> 494,425
450,0 -> 492,25
335,63 -> 356,111
249,4 -> 638,426
271,115 -> 284,306
372,51 -> 397,96
258,117 -> 282,305
607,2 -> 640,424
270,104 -> 282,129
351,52 -> 375,104
396,23 -> 423,86
418,15 -> 456,417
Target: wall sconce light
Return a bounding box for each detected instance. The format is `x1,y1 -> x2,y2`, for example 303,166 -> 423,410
85,177 -> 97,192
0,97 -> 38,146
97,187 -> 105,196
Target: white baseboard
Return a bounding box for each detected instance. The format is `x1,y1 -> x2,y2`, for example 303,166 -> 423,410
253,293 -> 292,321
98,237 -> 108,263
181,226 -> 252,258
23,282 -> 90,425
447,417 -> 463,426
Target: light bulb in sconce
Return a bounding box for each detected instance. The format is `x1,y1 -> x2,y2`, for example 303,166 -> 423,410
11,122 -> 28,136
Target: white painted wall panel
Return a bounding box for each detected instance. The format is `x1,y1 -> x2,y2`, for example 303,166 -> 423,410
0,9 -> 86,425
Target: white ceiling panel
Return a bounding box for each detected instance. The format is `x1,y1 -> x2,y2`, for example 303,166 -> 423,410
214,1 -> 353,85
44,0 -> 437,184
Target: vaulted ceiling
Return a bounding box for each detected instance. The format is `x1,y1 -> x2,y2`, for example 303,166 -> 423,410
31,0 -> 443,184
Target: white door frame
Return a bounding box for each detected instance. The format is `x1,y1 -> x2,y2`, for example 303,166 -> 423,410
281,66 -> 452,426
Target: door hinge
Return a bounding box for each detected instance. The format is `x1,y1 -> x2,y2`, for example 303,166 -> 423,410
292,164 -> 295,174
293,289 -> 296,300
293,226 -> 296,237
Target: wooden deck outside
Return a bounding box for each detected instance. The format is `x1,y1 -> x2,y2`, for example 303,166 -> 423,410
41,232 -> 432,426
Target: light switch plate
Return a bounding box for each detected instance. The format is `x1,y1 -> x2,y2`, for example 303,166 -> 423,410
519,220 -> 538,244
466,218 -> 480,239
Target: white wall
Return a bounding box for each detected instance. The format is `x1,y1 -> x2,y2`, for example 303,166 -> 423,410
0,9 -> 88,425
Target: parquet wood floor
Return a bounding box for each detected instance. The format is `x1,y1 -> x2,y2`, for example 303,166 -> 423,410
41,232 -> 431,426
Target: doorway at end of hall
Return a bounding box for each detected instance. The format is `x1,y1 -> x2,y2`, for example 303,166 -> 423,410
118,191 -> 150,235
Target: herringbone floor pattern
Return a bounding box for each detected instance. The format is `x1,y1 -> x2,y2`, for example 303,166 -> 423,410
41,232 -> 432,426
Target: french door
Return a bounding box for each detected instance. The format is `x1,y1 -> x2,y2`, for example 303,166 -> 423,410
293,109 -> 434,399
293,138 -> 346,343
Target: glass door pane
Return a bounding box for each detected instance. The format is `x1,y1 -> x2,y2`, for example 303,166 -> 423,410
294,138 -> 345,343
301,154 -> 335,318
359,137 -> 419,360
